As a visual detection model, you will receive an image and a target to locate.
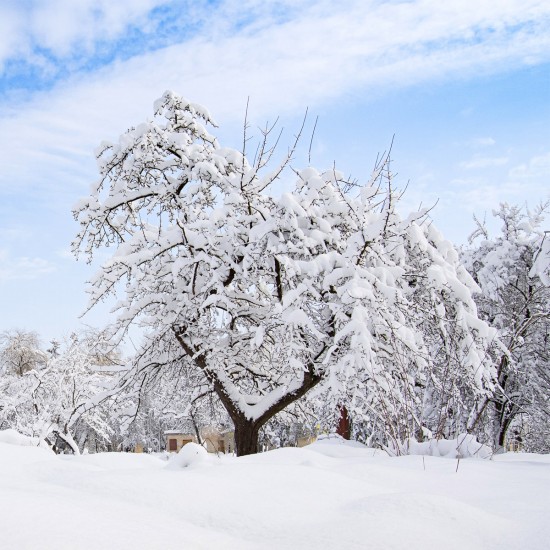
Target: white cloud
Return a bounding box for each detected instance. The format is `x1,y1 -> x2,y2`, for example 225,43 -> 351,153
0,227 -> 32,241
0,0 -> 168,70
1,1 -> 550,95
1,0 -> 549,200
447,150 -> 550,213
0,5 -> 24,64
0,0 -> 549,251
460,156 -> 509,170
509,151 -> 550,181
0,249 -> 56,282
450,177 -> 484,187
456,181 -> 528,211
30,0 -> 160,53
470,137 -> 496,148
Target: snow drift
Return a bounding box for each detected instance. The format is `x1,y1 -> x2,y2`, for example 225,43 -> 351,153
1,431 -> 548,550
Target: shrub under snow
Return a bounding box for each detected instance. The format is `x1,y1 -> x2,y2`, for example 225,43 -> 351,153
396,434 -> 492,459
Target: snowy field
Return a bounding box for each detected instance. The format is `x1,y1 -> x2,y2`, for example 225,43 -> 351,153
0,435 -> 548,550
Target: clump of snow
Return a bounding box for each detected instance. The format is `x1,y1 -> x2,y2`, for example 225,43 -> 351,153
165,442 -> 208,469
0,429 -> 52,452
397,434 -> 492,459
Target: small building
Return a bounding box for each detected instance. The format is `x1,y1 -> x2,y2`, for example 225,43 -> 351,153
164,428 -> 235,454
297,434 -> 317,447
164,430 -> 196,452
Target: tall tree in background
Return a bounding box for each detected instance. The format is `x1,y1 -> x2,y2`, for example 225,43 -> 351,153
73,91 -> 497,455
462,203 -> 550,451
0,330 -> 46,376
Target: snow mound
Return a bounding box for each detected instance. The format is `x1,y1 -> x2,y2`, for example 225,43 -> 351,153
165,442 -> 208,469
399,434 -> 492,459
307,434 -> 384,458
316,434 -> 367,448
0,429 -> 52,452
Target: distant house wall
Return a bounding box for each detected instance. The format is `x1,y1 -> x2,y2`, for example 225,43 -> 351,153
297,435 -> 317,448
507,439 -> 523,452
165,429 -> 235,454
218,430 -> 235,454
165,433 -> 196,452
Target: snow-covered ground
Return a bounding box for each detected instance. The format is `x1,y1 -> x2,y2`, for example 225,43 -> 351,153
0,435 -> 548,550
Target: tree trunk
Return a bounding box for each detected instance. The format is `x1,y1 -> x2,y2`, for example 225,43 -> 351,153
174,329 -> 326,457
336,405 -> 351,440
497,407 -> 515,450
498,421 -> 509,449
190,410 -> 203,446
493,354 -> 511,451
234,419 -> 261,456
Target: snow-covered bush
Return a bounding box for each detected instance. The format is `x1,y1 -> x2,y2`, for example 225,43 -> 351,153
394,434 -> 492,459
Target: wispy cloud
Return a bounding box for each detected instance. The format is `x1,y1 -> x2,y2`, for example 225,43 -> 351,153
470,137 -> 496,148
456,181 -> 529,211
1,0 -> 549,199
460,156 -> 509,170
2,1 -> 550,100
509,151 -> 550,182
0,249 -> 56,282
447,150 -> 550,213
0,1 -> 171,73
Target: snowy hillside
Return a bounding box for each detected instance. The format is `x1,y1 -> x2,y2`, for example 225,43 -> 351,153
0,435 -> 548,550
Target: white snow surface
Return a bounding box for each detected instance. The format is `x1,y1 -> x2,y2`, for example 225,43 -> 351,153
0,428 -> 53,451
0,435 -> 548,549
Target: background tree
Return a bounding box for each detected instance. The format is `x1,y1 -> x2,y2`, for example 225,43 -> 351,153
0,329 -> 46,376
73,91 -> 497,455
461,203 -> 550,451
0,331 -> 122,453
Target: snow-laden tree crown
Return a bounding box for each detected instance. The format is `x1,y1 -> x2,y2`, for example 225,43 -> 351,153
462,203 -> 550,452
73,91 -> 498,455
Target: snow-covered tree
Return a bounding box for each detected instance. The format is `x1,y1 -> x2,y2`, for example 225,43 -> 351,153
462,203 -> 550,451
0,331 -> 122,453
73,91 -> 497,455
0,329 -> 46,376
0,330 -> 47,436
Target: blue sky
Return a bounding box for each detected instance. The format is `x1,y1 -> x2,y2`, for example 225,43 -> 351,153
0,0 -> 549,345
